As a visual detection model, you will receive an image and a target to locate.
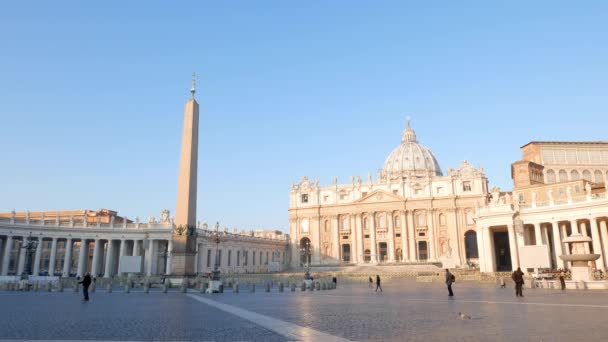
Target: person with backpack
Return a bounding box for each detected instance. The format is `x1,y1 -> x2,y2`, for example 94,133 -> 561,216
78,272 -> 92,301
445,269 -> 455,297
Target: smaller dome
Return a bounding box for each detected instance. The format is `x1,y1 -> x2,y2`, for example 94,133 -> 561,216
382,120 -> 442,179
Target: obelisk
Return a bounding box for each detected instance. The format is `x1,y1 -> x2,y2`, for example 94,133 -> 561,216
171,73 -> 199,276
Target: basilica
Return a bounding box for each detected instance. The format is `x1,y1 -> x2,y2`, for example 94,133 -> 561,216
289,121 -> 488,268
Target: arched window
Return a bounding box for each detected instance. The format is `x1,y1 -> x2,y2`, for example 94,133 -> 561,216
394,215 -> 400,228
594,170 -> 604,183
324,220 -> 329,233
439,213 -> 447,226
559,169 -> 568,182
416,212 -> 426,227
546,169 -> 556,183
341,216 -> 350,230
377,213 -> 386,228
582,170 -> 592,181
464,230 -> 478,258
363,217 -> 369,230
301,218 -> 309,233
571,170 -> 580,180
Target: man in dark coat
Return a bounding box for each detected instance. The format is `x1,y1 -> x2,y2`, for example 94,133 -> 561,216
512,267 -> 525,297
375,275 -> 382,292
445,269 -> 454,296
78,272 -> 92,301
559,272 -> 566,290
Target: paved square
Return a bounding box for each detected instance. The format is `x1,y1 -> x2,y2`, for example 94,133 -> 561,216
1,280 -> 608,341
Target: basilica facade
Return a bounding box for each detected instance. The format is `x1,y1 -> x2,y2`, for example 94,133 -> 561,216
289,121 -> 488,268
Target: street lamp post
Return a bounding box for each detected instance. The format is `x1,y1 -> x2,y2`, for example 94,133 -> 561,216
203,222 -> 228,292
21,233 -> 39,280
300,240 -> 312,279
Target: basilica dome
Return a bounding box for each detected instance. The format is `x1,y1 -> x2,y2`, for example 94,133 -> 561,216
382,120 -> 443,179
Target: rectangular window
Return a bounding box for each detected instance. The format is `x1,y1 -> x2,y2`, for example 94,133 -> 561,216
301,194 -> 309,203
244,251 -> 248,266
393,190 -> 398,195
436,187 -> 444,194
418,232 -> 426,237
237,251 -> 240,266
323,195 -> 329,202
217,250 -> 222,267
228,250 -> 232,266
396,233 -> 401,237
206,249 -> 211,267
253,251 -> 256,265
343,236 -> 349,239
463,182 -> 472,192
260,252 -> 262,265
364,234 -> 370,238
265,251 -> 269,265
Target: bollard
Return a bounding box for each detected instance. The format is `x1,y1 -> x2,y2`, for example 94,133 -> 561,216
291,283 -> 296,292
47,282 -> 53,292
279,282 -> 284,292
106,283 -> 112,293
265,283 -> 270,292
144,283 -> 150,294
301,282 -> 306,292
198,282 -> 205,293
234,282 -> 239,294
251,284 -> 256,293
322,282 -> 326,290
181,283 -> 187,293
34,282 -> 39,292
124,283 -> 130,293
163,283 -> 168,293
315,282 -> 320,291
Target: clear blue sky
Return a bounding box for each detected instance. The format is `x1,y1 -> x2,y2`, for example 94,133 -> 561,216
1,1 -> 607,232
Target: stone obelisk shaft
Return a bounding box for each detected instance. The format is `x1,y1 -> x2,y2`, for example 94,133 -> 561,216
171,98 -> 199,276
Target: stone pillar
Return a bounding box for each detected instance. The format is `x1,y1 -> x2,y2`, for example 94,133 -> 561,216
561,224 -> 570,255
132,240 -> 140,256
570,219 -> 580,235
91,239 -> 101,277
599,220 -> 608,271
350,215 -> 358,263
166,239 -> 173,275
312,216 -> 321,264
355,214 -> 364,264
47,238 -> 58,276
147,239 -> 155,276
77,239 -> 87,277
62,238 -> 73,277
117,239 -> 126,275
507,224 -> 519,270
1,236 -> 13,275
476,226 -> 487,271
483,226 -> 496,272
400,211 -> 407,262
534,222 -> 543,246
551,222 -> 564,269
33,238 -> 43,276
17,238 -> 27,275
104,240 -> 114,277
333,216 -> 340,261
407,211 -> 416,261
369,212 -> 377,263
589,217 -> 604,271
581,222 -> 591,253
387,212 -> 395,262
427,210 -> 436,261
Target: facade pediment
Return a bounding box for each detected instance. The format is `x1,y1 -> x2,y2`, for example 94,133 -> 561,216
354,190 -> 404,204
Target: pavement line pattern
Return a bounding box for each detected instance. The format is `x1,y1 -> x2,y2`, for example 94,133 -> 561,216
186,293 -> 351,341
313,294 -> 608,309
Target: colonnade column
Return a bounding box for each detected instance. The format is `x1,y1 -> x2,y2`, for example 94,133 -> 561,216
33,238 -> 42,275
118,239 -> 126,275
62,238 -> 73,277
1,236 -> 13,275
407,211 -> 416,261
507,224 -> 519,270
387,212 -> 395,262
104,240 -> 114,277
599,220 -> 608,270
534,223 -> 543,245
355,214 -> 364,264
370,212 -> 377,263
166,239 -> 173,275
350,215 -> 357,263
333,216 -> 340,261
589,218 -> 604,271
551,222 -> 564,269
17,239 -> 27,275
570,220 -> 580,235
132,240 -> 140,256
400,211 -> 407,262
146,239 -> 155,276
427,211 -> 436,261
580,222 -> 591,253
77,239 -> 87,277
483,226 -> 496,272
47,237 -> 58,276
91,239 -> 101,277
561,224 -> 570,255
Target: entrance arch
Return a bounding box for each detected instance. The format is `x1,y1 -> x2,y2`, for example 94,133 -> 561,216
299,237 -> 311,266
364,249 -> 371,263
464,230 -> 478,259
341,244 -> 351,262
378,242 -> 388,262
396,248 -> 402,261
418,241 -> 428,261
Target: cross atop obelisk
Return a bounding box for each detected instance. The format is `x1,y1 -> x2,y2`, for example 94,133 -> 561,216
172,74 -> 200,276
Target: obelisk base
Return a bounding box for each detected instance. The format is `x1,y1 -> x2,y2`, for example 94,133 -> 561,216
170,252 -> 197,277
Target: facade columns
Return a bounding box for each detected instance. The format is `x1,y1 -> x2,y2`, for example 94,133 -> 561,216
387,212 -> 395,262
77,239 -> 87,277
589,217 -> 604,271
580,222 -> 591,253
146,238 -> 156,276
355,214 -> 363,264
17,239 -> 27,275
561,224 -> 570,255
166,239 -> 173,275
533,223 -> 542,246
350,215 -> 357,263
333,216 -> 340,261
427,211 -> 436,261
117,239 -> 126,275
400,211 -> 407,262
1,236 -> 13,275
48,238 -> 58,276
104,240 -> 114,277
570,219 -> 580,235
369,212 -> 377,263
599,220 -> 608,271
483,226 -> 496,272
507,224 -> 519,270
312,216 -> 321,264
33,238 -> 42,275
407,211 -> 416,261
133,240 -> 141,256
91,239 -> 101,277
62,238 -> 73,277
551,222 -> 564,269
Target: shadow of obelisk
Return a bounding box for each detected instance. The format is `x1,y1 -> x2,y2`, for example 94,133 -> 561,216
171,75 -> 199,277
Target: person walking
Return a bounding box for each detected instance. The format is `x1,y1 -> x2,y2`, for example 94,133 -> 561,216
369,276 -> 373,289
78,272 -> 92,301
445,269 -> 454,297
559,272 -> 566,290
512,267 -> 525,297
375,275 -> 382,292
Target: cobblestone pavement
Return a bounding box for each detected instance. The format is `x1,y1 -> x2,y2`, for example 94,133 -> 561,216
2,280 -> 608,341
205,279 -> 608,341
0,291 -> 285,341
